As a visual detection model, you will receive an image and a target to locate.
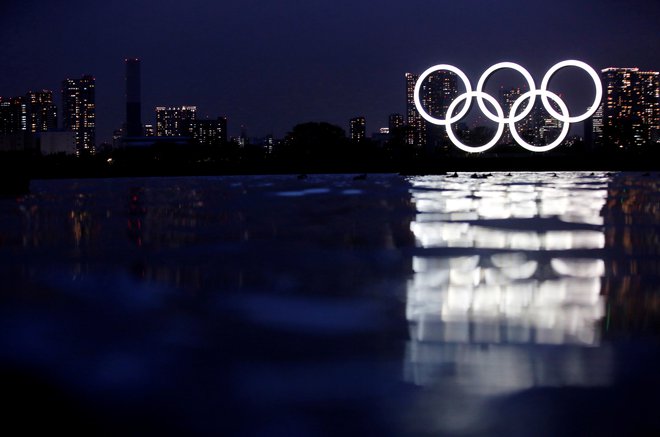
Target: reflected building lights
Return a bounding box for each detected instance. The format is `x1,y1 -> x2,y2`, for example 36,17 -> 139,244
405,173 -> 612,392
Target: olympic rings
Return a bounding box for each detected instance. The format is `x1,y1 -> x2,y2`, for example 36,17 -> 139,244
413,60 -> 602,153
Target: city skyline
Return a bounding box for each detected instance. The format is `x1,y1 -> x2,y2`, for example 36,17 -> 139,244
1,59 -> 659,154
1,0 -> 659,144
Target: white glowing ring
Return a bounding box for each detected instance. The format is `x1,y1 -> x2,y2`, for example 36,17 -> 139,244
413,60 -> 603,153
413,64 -> 472,126
540,60 -> 603,123
509,90 -> 570,152
475,62 -> 536,123
446,91 -> 505,153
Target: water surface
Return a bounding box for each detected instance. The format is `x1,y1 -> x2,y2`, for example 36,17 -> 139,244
1,172 -> 659,435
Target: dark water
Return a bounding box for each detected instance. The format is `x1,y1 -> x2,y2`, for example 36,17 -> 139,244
1,172 -> 659,435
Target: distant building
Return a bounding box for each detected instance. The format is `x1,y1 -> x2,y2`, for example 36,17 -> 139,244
405,72 -> 425,146
499,87 -> 522,144
371,127 -> 390,145
540,115 -> 562,144
189,117 -> 227,145
601,67 -> 660,148
387,113 -> 405,144
424,71 -> 458,147
62,75 -> 96,154
26,90 -> 57,133
125,58 -> 142,137
585,103 -> 604,149
155,106 -> 196,137
144,124 -> 155,137
593,103 -> 604,145
349,116 -> 366,142
389,113 -> 404,131
406,70 -> 458,148
0,96 -> 27,134
39,131 -> 77,155
0,132 -> 36,152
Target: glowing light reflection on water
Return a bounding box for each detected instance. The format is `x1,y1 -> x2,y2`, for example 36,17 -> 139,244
405,172 -> 612,394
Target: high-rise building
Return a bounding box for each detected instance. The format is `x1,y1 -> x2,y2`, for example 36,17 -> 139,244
0,96 -> 27,134
405,73 -> 425,146
189,117 -> 227,145
125,58 -> 142,137
25,90 -> 57,133
405,71 -> 458,147
349,116 -> 366,142
155,106 -> 197,137
601,67 -> 660,148
62,75 -> 96,153
425,71 -> 458,148
585,103 -> 604,149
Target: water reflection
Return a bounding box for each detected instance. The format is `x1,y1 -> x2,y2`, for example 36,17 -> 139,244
602,174 -> 660,335
406,172 -> 612,394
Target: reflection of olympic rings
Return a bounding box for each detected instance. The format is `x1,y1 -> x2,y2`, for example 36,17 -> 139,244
413,60 -> 603,153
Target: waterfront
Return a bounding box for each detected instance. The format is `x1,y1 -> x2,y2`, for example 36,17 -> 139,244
1,172 -> 660,435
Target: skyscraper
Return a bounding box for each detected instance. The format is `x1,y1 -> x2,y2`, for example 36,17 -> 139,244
125,58 -> 142,137
424,71 -> 458,148
405,72 -> 425,146
349,116 -> 366,142
155,106 -> 197,137
62,75 -> 96,153
0,96 -> 27,134
601,67 -> 660,148
26,90 -> 57,133
406,71 -> 458,148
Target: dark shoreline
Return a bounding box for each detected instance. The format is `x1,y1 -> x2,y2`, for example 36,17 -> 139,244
2,149 -> 660,185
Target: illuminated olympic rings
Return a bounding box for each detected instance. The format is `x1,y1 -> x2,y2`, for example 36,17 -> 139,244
413,60 -> 603,153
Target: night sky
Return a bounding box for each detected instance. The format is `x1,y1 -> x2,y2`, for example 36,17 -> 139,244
1,0 -> 659,143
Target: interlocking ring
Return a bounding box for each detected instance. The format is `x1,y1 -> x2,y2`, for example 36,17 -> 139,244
413,60 -> 602,153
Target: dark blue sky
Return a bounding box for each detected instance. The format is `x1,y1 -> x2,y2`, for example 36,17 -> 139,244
1,0 -> 659,142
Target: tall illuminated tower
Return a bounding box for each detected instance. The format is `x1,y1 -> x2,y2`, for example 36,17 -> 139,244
423,71 -> 458,148
405,72 -> 425,146
62,75 -> 96,153
125,58 -> 142,137
406,71 -> 458,148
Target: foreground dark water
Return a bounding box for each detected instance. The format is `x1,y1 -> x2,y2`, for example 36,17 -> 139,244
1,172 -> 659,435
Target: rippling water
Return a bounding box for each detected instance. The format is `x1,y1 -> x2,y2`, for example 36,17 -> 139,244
1,172 -> 660,435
